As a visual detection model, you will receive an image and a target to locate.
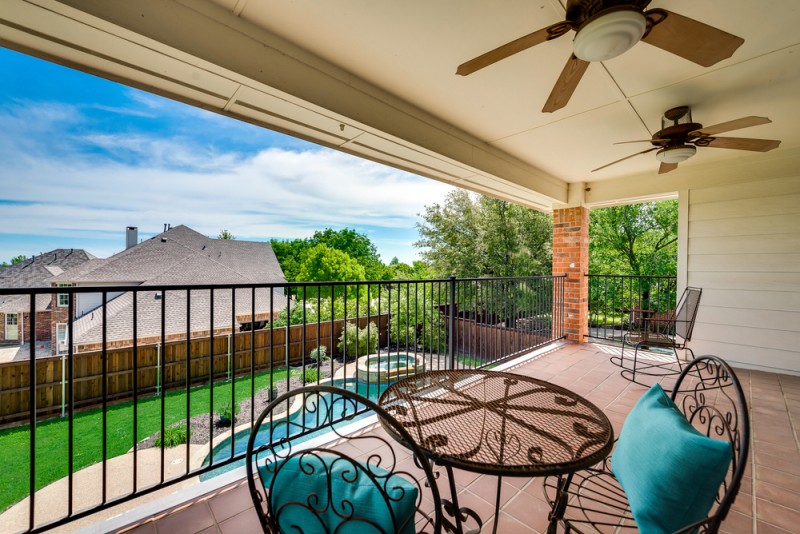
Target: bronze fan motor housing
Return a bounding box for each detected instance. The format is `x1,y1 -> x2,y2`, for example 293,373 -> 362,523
457,1 -> 744,112
592,106 -> 781,174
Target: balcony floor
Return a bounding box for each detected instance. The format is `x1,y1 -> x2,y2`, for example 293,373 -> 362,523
113,342 -> 800,534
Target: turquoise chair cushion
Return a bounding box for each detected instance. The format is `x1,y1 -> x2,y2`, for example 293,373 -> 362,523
259,452 -> 418,534
611,384 -> 732,533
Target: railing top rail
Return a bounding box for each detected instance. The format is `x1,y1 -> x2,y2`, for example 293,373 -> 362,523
0,275 -> 566,296
584,273 -> 677,280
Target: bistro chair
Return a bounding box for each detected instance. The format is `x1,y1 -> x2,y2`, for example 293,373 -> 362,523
611,286 -> 702,386
543,355 -> 749,533
245,385 -> 443,534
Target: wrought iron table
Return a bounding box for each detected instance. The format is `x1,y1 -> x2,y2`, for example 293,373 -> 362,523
378,369 -> 614,534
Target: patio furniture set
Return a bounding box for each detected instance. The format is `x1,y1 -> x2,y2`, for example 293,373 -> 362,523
243,288 -> 747,534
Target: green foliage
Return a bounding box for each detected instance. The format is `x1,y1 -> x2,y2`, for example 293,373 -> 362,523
219,401 -> 240,422
309,345 -> 329,362
386,283 -> 446,353
272,289 -> 382,327
310,228 -> 387,280
154,423 -> 189,448
295,244 -> 366,297
302,368 -> 320,384
589,200 -> 678,276
217,229 -> 236,240
387,259 -> 432,280
416,190 -> 552,277
271,238 -> 312,282
338,321 -> 378,359
272,228 -> 388,283
1,255 -> 27,268
0,369 -> 290,512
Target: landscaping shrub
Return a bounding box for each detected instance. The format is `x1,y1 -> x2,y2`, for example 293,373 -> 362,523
154,423 -> 189,448
309,345 -> 329,363
338,321 -> 378,359
303,368 -> 320,384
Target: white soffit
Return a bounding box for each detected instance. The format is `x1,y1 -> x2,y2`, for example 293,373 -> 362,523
2,0 -> 800,209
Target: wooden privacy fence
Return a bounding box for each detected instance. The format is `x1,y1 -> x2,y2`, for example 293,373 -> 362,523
0,314 -> 387,424
451,316 -> 551,362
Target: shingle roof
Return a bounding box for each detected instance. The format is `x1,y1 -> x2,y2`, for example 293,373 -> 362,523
0,249 -> 95,313
72,288 -> 288,345
54,225 -> 286,285
0,249 -> 95,288
49,225 -> 289,346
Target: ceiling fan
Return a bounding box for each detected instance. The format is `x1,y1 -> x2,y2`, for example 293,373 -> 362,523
456,0 -> 744,113
593,106 -> 781,174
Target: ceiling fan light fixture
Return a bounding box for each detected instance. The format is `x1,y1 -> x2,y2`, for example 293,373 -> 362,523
573,9 -> 647,62
656,145 -> 697,164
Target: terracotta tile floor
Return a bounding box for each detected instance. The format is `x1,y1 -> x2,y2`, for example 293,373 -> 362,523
114,343 -> 800,534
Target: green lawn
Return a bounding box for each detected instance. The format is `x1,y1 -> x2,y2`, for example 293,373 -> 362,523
0,369 -> 289,512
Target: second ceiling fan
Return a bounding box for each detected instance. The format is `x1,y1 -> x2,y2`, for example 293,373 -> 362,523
457,0 -> 744,113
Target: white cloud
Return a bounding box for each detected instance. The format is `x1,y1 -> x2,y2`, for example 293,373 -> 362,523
0,98 -> 456,262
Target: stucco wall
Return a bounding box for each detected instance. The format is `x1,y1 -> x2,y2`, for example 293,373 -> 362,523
683,175 -> 800,374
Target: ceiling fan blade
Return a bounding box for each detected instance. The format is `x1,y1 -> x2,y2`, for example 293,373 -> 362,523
592,147 -> 659,172
692,116 -> 771,136
614,139 -> 668,145
456,22 -> 569,76
700,137 -> 781,152
542,54 -> 590,113
642,9 -> 744,67
659,162 -> 678,174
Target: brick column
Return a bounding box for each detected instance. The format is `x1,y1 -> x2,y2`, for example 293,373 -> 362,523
552,207 -> 589,343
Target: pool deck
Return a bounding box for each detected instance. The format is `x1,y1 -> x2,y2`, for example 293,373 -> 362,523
6,342 -> 799,533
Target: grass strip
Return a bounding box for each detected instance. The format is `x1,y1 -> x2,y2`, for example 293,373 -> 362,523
0,369 -> 288,512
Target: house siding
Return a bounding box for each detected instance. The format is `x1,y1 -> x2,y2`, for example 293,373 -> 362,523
685,175 -> 800,374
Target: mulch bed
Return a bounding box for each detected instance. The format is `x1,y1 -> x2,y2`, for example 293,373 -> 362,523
136,358 -> 346,450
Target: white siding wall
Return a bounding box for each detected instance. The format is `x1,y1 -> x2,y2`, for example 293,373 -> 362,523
685,175 -> 800,374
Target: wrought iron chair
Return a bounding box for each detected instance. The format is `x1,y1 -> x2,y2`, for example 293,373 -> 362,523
611,286 -> 702,386
245,385 -> 443,534
543,355 -> 749,533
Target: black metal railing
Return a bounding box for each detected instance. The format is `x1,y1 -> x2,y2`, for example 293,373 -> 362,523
0,275 -> 565,532
585,274 -> 677,343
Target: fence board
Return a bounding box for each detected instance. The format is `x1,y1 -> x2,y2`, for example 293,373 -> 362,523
0,314 -> 387,424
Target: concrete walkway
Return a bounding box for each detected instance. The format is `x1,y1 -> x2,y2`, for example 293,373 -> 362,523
0,341 -> 52,363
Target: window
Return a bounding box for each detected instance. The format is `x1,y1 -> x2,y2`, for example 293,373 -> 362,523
57,283 -> 71,307
56,323 -> 68,354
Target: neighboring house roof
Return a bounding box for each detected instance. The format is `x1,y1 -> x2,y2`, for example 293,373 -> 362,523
0,249 -> 95,314
0,249 -> 96,288
72,288 -> 286,346
56,225 -> 289,347
53,225 -> 285,285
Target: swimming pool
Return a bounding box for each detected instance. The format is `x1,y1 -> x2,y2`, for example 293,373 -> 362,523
199,378 -> 387,480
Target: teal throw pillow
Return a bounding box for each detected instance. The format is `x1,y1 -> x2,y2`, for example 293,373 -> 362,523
259,452 -> 418,534
611,384 -> 732,534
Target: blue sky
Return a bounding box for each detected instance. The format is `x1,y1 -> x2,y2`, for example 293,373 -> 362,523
0,47 -> 455,265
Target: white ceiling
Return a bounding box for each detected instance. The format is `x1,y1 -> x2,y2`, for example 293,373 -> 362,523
3,0 -> 800,209
215,0 -> 800,183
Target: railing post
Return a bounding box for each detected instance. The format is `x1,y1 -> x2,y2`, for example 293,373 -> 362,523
448,275 -> 456,370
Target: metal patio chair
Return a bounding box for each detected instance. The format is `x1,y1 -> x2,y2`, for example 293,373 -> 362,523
246,385 -> 443,534
543,355 -> 749,534
611,286 -> 702,386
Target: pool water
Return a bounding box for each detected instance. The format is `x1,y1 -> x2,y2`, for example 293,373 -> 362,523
366,354 -> 417,371
199,378 -> 387,481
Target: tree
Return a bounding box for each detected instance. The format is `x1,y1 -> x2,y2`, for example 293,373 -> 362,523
0,255 -> 26,268
415,190 -> 552,277
589,200 -> 678,276
270,238 -> 311,282
295,244 -> 366,296
310,228 -> 386,280
218,229 -> 236,240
